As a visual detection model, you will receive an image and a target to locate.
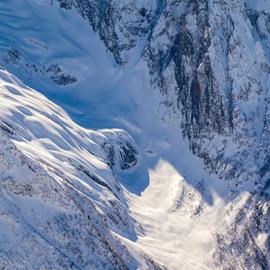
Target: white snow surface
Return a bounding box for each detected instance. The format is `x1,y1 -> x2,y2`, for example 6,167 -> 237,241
0,0 -> 251,269
0,66 -> 228,270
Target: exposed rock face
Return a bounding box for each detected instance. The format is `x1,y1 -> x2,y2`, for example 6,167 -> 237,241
2,48 -> 78,86
57,0 -> 157,64
55,0 -> 270,185
144,0 -> 270,183
102,130 -> 139,171
214,192 -> 270,270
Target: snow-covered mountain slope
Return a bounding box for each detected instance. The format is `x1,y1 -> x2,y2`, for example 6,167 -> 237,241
0,69 -> 151,269
0,69 -> 224,270
1,0 -> 270,269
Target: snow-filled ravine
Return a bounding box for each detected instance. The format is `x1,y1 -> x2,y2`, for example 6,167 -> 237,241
0,66 -> 230,269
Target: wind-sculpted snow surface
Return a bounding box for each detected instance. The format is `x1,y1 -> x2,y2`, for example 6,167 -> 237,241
1,0 -> 270,269
0,70 -> 164,269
